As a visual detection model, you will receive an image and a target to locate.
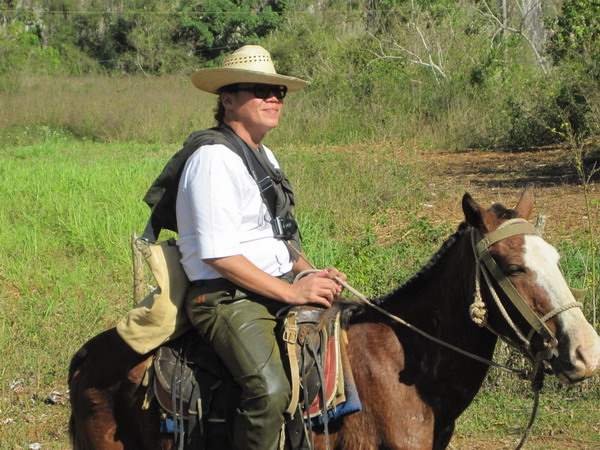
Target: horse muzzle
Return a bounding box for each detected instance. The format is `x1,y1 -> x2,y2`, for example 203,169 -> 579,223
550,335 -> 600,385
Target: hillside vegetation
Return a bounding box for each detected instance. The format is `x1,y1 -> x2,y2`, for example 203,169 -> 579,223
1,0 -> 598,153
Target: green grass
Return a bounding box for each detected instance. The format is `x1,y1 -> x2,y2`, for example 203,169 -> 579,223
453,390 -> 600,449
0,139 -> 598,448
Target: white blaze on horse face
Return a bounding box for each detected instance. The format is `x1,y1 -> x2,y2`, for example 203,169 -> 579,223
523,235 -> 600,383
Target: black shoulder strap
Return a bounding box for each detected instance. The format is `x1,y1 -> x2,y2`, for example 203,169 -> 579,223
216,127 -> 301,260
141,127 -> 278,243
142,128 -> 237,242
216,126 -> 279,221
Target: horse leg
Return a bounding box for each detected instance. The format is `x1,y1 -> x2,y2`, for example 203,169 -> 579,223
432,418 -> 455,450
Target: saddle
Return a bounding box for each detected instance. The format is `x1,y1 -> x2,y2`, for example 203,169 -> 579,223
146,305 -> 360,449
280,306 -> 345,419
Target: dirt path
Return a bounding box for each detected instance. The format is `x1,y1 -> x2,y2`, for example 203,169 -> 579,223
416,147 -> 598,238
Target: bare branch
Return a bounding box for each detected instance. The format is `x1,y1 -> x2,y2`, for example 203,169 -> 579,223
367,2 -> 449,83
475,0 -> 548,74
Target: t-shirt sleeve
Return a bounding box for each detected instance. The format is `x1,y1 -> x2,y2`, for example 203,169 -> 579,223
179,145 -> 248,259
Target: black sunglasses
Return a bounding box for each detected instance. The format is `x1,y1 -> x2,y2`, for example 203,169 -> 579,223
229,84 -> 288,100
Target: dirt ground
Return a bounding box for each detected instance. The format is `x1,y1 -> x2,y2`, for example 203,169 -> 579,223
417,146 -> 599,449
415,146 -> 598,238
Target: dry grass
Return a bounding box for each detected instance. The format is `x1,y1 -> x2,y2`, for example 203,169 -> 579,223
0,75 -> 215,144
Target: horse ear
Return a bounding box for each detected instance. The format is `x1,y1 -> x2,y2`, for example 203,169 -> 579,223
462,193 -> 486,230
514,183 -> 534,219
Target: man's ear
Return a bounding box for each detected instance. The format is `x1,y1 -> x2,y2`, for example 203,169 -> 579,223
221,92 -> 235,110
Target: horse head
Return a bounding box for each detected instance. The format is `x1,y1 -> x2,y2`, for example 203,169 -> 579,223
462,184 -> 600,385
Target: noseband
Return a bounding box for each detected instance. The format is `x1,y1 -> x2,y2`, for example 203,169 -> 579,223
470,219 -> 582,361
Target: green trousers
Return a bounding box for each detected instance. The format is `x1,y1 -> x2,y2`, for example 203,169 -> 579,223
185,279 -> 291,450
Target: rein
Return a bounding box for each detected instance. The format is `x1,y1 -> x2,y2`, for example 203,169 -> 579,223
297,267 -> 542,449
295,219 -> 581,373
295,269 -> 527,377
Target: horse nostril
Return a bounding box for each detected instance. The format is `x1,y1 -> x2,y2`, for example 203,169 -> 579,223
574,345 -> 587,367
572,344 -> 600,377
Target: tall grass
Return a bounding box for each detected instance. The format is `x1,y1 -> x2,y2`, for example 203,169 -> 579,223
0,75 -> 215,145
0,68 -> 564,151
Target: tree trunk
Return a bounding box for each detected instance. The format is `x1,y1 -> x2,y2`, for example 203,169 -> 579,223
521,0 -> 547,61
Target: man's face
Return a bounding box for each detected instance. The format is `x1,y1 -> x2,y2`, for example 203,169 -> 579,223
224,83 -> 285,136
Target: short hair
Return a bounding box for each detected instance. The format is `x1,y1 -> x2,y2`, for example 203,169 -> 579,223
214,84 -> 239,126
214,96 -> 225,126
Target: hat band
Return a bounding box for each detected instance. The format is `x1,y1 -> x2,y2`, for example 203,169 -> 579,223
223,54 -> 272,67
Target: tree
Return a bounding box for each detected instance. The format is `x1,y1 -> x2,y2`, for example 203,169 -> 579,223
176,0 -> 285,63
0,0 -> 288,74
544,0 -> 599,143
545,0 -> 599,67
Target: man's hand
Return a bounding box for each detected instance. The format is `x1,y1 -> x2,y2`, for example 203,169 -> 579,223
286,268 -> 347,308
206,255 -> 347,308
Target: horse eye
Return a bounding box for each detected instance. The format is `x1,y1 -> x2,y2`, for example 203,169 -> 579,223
506,264 -> 525,275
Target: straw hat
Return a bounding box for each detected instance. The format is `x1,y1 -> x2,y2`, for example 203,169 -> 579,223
191,45 -> 309,94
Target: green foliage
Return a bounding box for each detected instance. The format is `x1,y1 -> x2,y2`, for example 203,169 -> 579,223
0,22 -> 62,75
543,0 -> 600,146
0,0 -> 599,151
0,0 -> 285,74
546,0 -> 600,67
178,0 -> 285,63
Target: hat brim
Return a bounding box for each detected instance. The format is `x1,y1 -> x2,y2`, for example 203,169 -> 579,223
191,68 -> 309,94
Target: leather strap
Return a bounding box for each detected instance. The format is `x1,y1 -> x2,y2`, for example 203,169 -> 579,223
217,126 -> 279,221
474,225 -> 557,347
216,126 -> 301,260
140,126 -> 286,243
475,223 -> 538,255
282,311 -> 301,415
310,333 -> 331,450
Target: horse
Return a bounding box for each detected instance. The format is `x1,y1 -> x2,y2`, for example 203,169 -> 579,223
68,186 -> 600,449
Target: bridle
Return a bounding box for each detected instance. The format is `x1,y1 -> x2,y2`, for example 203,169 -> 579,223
469,218 -> 583,363
466,218 -> 584,448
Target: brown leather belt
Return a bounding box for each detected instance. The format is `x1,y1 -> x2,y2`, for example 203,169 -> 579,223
189,277 -> 234,290
189,271 -> 294,290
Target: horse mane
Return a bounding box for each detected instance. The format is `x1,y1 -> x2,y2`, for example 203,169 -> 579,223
390,228 -> 464,297
322,225 -> 468,329
393,202 -> 520,298
322,202 -> 521,328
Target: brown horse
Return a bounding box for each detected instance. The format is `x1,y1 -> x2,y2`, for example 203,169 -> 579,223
69,186 -> 600,449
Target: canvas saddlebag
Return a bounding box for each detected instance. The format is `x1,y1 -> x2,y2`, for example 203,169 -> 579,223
116,127 -> 301,355
116,238 -> 192,355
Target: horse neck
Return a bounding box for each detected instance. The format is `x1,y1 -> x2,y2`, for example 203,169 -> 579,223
377,229 -> 498,403
381,229 -> 478,327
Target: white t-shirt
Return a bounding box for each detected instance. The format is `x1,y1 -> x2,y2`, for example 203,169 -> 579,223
175,143 -> 292,281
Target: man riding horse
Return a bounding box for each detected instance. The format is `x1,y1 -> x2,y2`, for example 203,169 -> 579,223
155,45 -> 345,450
68,46 -> 600,450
